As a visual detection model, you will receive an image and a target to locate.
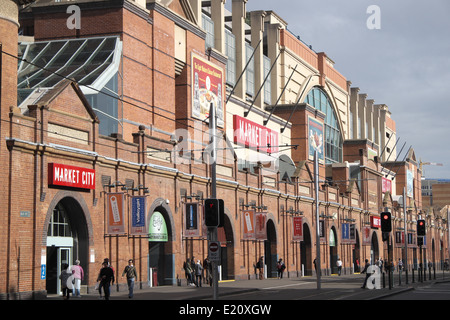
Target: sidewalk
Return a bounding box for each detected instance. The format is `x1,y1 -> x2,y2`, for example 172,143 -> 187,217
46,271 -> 450,301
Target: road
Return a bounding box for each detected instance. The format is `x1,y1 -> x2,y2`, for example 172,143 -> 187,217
380,281 -> 450,300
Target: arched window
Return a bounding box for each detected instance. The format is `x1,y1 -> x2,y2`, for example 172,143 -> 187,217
47,202 -> 72,238
304,87 -> 342,163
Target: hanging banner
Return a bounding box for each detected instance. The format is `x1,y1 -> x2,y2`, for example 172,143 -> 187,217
106,193 -> 125,234
148,211 -> 168,242
233,115 -> 279,154
242,210 -> 255,240
255,212 -> 267,240
130,196 -> 147,236
292,216 -> 303,241
362,226 -> 371,245
184,202 -> 200,237
342,223 -> 350,243
407,169 -> 414,197
308,117 -> 324,162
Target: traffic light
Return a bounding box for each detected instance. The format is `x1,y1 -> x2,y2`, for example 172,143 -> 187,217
380,211 -> 392,233
417,219 -> 426,236
204,198 -> 224,227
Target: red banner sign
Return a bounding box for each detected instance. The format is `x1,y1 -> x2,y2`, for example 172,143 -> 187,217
371,216 -> 381,228
233,115 -> 279,154
48,163 -> 95,190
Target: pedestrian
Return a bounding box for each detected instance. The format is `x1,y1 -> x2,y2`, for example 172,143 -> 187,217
191,257 -> 196,286
72,260 -> 84,297
398,258 -> 403,272
361,259 -> 371,288
184,258 -> 194,286
59,263 -> 72,300
194,260 -> 203,287
203,257 -> 211,285
257,256 -> 264,280
336,258 -> 342,276
277,258 -> 286,279
97,261 -> 115,300
122,259 -> 138,298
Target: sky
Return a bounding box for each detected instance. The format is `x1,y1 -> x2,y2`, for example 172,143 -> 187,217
237,0 -> 450,179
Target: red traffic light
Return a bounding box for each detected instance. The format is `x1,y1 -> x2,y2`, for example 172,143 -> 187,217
380,212 -> 392,233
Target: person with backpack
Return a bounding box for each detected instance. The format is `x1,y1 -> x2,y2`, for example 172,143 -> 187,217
277,258 -> 286,279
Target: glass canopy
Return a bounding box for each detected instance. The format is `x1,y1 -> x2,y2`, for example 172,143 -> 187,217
18,36 -> 122,136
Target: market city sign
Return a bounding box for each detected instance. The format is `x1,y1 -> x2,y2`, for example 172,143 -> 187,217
233,115 -> 279,154
48,163 -> 95,190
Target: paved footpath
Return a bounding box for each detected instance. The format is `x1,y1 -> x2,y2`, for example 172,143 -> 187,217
46,271 -> 450,301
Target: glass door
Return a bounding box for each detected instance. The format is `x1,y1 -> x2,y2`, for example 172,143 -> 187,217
57,247 -> 72,294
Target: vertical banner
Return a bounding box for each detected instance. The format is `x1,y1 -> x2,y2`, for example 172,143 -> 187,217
292,216 -> 303,241
242,210 -> 255,240
130,196 -> 147,236
107,193 -> 125,234
362,226 -> 371,245
184,202 -> 200,237
342,223 -> 350,243
192,54 -> 224,127
308,117 -> 324,162
255,212 -> 267,240
407,169 -> 414,197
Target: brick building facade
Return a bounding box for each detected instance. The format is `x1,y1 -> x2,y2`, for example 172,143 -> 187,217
0,0 -> 448,299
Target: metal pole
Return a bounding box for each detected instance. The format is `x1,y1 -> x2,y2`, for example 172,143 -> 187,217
403,187 -> 408,284
208,102 -> 219,300
314,151 -> 321,289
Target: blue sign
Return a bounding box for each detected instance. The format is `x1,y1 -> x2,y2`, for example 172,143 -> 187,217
41,264 -> 46,280
342,223 -> 349,241
131,196 -> 146,228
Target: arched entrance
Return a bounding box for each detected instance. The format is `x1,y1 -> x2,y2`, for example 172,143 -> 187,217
371,232 -> 379,264
45,194 -> 90,295
218,212 -> 234,280
329,227 -> 338,274
301,223 -> 312,276
264,219 -> 277,278
353,230 -> 361,272
147,199 -> 174,286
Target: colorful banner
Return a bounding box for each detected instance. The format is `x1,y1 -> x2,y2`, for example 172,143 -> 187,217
184,202 -> 200,237
242,210 -> 255,240
308,117 -> 324,161
106,193 -> 125,234
382,177 -> 392,193
130,196 -> 147,235
233,115 -> 279,154
148,211 -> 168,242
192,54 -> 224,127
255,212 -> 267,240
292,216 -> 303,241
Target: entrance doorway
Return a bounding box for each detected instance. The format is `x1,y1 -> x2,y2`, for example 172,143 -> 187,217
329,227 -> 338,274
264,220 -> 277,278
46,197 -> 89,295
300,223 -> 312,276
148,209 -> 173,286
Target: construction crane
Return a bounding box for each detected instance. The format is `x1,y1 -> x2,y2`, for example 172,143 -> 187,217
419,160 -> 443,177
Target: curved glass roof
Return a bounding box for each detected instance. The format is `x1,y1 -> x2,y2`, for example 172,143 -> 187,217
304,87 -> 342,164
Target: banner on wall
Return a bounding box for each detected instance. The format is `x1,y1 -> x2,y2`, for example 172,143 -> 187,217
184,202 -> 200,237
242,210 -> 255,240
192,54 -> 224,127
106,193 -> 126,234
362,226 -> 371,245
148,211 -> 168,242
292,216 -> 303,241
407,169 -> 414,197
255,212 -> 267,240
308,117 -> 324,162
130,196 -> 147,236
